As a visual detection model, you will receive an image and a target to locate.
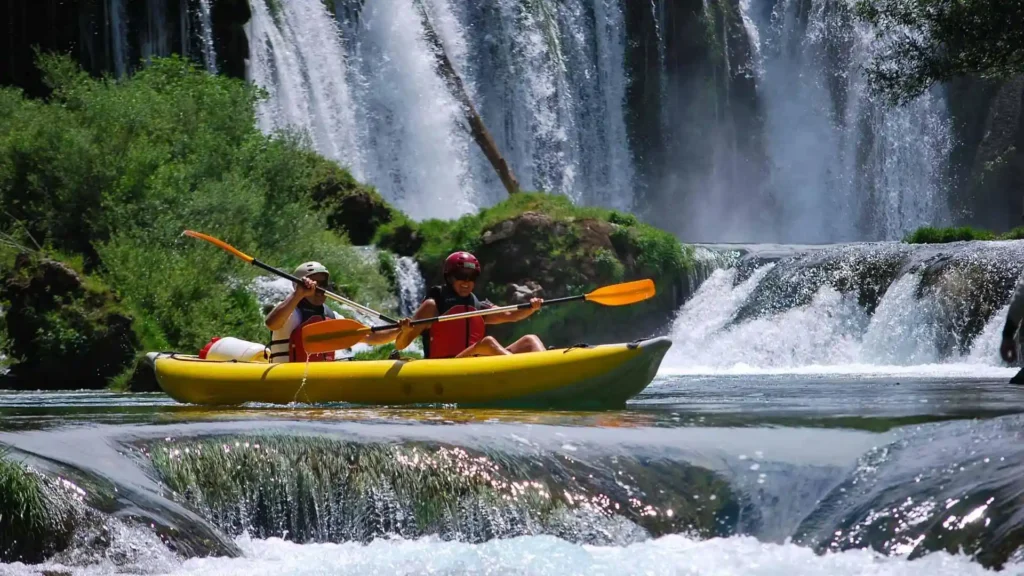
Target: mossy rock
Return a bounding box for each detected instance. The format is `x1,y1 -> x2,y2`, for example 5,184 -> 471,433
0,454 -> 84,563
375,193 -> 694,346
306,155 -> 395,245
0,253 -> 139,389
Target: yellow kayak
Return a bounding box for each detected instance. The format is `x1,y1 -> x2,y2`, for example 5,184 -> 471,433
148,337 -> 672,409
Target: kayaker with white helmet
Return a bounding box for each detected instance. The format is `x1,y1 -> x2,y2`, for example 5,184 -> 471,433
395,251 -> 545,358
266,261 -> 397,363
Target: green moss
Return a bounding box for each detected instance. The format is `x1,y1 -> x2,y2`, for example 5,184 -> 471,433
0,452 -> 80,563
903,225 -> 1020,243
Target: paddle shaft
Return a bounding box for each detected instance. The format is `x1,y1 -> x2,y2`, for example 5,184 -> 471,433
250,258 -> 398,324
368,294 -> 584,332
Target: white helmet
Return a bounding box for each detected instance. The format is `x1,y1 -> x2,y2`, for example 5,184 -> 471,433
293,261 -> 330,280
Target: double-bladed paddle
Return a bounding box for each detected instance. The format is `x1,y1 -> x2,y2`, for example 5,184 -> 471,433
183,230 -> 398,324
300,279 -> 657,354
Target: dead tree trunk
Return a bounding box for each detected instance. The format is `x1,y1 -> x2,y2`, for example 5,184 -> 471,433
414,1 -> 520,195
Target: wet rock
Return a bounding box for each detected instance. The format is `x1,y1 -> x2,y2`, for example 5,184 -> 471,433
508,281 -> 544,303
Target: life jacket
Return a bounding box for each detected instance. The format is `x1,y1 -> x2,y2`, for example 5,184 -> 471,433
269,302 -> 336,363
423,285 -> 488,359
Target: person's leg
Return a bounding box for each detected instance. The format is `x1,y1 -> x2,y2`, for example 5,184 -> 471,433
506,334 -> 544,354
455,336 -> 510,358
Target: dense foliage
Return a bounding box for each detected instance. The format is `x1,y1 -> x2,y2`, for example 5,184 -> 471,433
856,0 -> 1024,104
0,55 -> 392,385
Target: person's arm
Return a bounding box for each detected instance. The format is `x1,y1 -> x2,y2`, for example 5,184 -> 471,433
266,277 -> 317,331
1001,275 -> 1024,362
483,298 -> 542,325
395,299 -> 439,350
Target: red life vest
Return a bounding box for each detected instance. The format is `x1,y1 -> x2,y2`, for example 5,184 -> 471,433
290,315 -> 335,362
429,305 -> 486,359
425,285 -> 488,359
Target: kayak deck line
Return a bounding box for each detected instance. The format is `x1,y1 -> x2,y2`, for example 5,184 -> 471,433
149,337 -> 672,409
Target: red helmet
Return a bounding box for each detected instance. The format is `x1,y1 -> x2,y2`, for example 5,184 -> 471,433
443,251 -> 481,278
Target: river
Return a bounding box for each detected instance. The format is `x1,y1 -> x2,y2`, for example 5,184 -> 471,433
4,241 -> 1024,574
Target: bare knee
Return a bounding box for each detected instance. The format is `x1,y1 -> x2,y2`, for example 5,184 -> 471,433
457,336 -> 507,358
509,334 -> 545,354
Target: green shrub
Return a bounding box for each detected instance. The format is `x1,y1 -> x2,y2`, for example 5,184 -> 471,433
0,55 -> 396,373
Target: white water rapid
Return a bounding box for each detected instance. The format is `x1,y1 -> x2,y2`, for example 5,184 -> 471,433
8,532 -> 1006,576
662,264 -> 1017,378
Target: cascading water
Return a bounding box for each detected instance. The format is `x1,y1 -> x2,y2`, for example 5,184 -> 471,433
331,0 -> 480,219
245,0 -> 364,179
197,0 -> 218,74
109,0 -> 129,78
141,0 -> 170,61
241,0 -> 636,220
740,0 -> 952,242
449,0 -> 635,209
395,256 -> 426,317
664,241 -> 1024,374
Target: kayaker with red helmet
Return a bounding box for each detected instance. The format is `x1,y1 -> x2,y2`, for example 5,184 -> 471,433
395,251 -> 545,358
266,262 -> 397,363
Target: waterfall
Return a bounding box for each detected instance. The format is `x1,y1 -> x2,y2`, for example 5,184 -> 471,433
332,0 -> 481,219
245,0 -> 363,179
240,0 -> 636,221
141,0 -> 170,62
458,0 -> 635,210
663,241 -> 1024,373
109,0 -> 129,78
197,0 -> 218,74
739,0 -> 952,242
395,257 -> 426,317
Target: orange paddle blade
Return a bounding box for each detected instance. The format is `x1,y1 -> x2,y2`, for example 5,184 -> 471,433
183,230 -> 255,264
584,279 -> 656,306
301,318 -> 372,354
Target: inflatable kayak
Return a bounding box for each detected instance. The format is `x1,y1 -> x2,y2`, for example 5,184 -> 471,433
148,337 -> 672,409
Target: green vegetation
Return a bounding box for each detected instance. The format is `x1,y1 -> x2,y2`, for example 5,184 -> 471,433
904,226 -> 1024,244
856,0 -> 1024,104
0,55 -> 394,387
0,451 -> 81,563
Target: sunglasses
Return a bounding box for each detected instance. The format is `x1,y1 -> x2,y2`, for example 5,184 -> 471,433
450,269 -> 479,282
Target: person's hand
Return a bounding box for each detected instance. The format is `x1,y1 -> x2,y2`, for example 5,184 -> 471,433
397,317 -> 412,333
528,298 -> 542,312
295,277 -> 318,299
1001,337 -> 1018,364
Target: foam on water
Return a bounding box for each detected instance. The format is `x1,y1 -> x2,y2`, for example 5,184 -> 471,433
662,264 -> 1019,378
7,533 -> 1013,576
